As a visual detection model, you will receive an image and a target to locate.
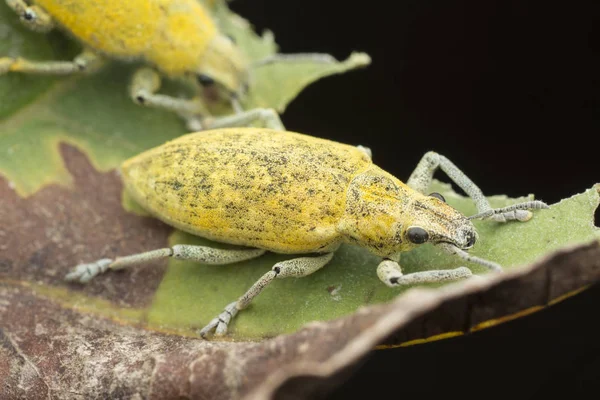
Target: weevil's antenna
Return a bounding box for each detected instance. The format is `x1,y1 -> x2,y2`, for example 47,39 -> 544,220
438,243 -> 503,272
251,53 -> 336,68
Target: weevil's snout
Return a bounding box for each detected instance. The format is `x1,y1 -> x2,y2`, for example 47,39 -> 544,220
466,230 -> 477,248
459,227 -> 478,250
432,219 -> 478,251
437,213 -> 478,250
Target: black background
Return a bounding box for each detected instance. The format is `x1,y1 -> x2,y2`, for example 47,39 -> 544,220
229,0 -> 599,399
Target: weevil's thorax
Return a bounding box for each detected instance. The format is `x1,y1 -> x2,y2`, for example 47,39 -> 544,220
337,166 -> 477,257
337,167 -> 413,257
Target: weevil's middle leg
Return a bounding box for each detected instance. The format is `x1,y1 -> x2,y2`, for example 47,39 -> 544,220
377,258 -> 473,287
130,67 -> 212,131
130,68 -> 285,131
6,0 -> 54,32
406,151 -> 548,222
65,245 -> 267,283
0,49 -> 102,75
199,252 -> 334,338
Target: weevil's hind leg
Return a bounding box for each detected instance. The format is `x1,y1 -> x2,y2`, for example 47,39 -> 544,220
200,252 -> 334,338
377,258 -> 473,287
406,151 -> 548,222
6,0 -> 54,32
0,49 -> 101,76
130,67 -> 211,131
202,107 -> 285,131
65,245 -> 267,283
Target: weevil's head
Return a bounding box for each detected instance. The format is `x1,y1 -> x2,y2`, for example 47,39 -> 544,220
400,191 -> 478,252
338,167 -> 477,257
196,33 -> 250,105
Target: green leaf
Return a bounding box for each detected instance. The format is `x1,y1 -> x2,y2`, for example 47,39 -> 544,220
0,0 -> 370,197
144,183 -> 599,340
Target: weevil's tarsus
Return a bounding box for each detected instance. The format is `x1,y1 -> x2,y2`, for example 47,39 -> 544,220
468,200 -> 549,222
200,252 -> 334,338
251,53 -> 336,68
407,151 -> 549,222
202,107 -> 285,131
65,258 -> 112,283
438,243 -> 503,272
376,259 -> 472,287
65,245 -> 266,283
0,49 -> 102,75
200,301 -> 239,338
6,0 -> 54,32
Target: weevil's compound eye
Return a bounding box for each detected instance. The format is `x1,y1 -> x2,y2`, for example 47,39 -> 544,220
23,10 -> 35,21
197,74 -> 216,87
406,226 -> 429,244
429,192 -> 446,202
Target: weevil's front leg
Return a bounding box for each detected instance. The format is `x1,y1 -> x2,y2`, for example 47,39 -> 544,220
202,107 -> 285,131
377,258 -> 473,287
406,151 -> 548,222
65,245 -> 267,283
6,0 -> 54,32
200,252 -> 334,338
0,49 -> 101,75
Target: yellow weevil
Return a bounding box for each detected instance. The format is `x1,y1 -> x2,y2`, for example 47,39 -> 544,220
0,0 -> 332,130
65,127 -> 548,338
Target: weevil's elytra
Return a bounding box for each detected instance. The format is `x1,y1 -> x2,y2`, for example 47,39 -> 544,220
121,129 -> 374,254
1,0 -> 326,131
66,128 -> 549,338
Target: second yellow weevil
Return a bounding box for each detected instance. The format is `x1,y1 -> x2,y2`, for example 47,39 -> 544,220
1,0 -> 332,130
65,127 -> 548,338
